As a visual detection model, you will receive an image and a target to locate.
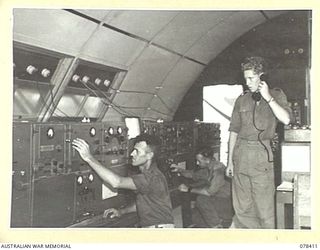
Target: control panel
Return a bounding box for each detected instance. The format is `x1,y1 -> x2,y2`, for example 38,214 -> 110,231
142,121 -> 196,159
32,123 -> 67,178
284,124 -> 311,142
177,122 -> 194,154
195,122 -> 221,160
102,122 -> 128,167
11,121 -> 130,227
67,123 -> 104,172
11,123 -> 33,227
141,121 -> 221,190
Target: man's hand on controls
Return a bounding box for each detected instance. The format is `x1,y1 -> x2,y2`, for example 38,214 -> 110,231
178,183 -> 189,192
170,163 -> 184,173
103,208 -> 121,219
72,138 -> 93,162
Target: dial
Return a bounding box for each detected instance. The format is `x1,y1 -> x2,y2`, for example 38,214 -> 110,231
107,127 -> 114,135
89,127 -> 96,137
117,126 -> 123,135
88,173 -> 94,182
47,128 -> 54,139
77,176 -> 83,185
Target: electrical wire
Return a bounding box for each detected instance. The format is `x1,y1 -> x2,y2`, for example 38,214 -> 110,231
84,80 -> 172,117
79,80 -> 138,117
35,80 -> 70,118
252,101 -> 273,163
47,81 -> 72,118
109,87 -> 154,95
79,80 -> 131,116
109,86 -> 173,113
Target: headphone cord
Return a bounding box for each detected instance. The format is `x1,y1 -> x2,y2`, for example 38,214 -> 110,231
253,101 -> 274,163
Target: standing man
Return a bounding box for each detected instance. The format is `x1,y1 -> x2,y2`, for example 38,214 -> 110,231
72,133 -> 174,228
226,56 -> 291,229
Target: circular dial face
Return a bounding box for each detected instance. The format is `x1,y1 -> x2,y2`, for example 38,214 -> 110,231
117,126 -> 123,135
89,127 -> 96,137
77,176 -> 83,185
88,173 -> 94,182
47,128 -> 55,139
107,127 -> 114,135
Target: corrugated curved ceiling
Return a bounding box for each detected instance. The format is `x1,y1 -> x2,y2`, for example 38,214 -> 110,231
13,9 -> 286,121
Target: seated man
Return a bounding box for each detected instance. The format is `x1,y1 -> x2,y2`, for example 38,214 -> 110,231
172,147 -> 233,228
72,133 -> 174,228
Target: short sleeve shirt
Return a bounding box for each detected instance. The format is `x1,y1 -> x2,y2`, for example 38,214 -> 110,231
188,167 -> 211,188
206,161 -> 231,198
229,88 -> 292,140
131,163 -> 174,227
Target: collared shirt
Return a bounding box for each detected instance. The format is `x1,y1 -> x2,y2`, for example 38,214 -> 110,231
131,162 -> 174,227
229,88 -> 291,140
205,161 -> 231,198
188,166 -> 211,188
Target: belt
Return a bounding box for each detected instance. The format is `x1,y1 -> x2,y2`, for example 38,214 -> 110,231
237,138 -> 270,145
145,223 -> 175,228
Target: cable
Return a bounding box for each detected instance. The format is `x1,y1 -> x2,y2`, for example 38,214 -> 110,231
109,86 -> 173,113
79,80 -> 130,116
109,87 -> 154,95
35,80 -> 70,118
252,101 -> 273,163
89,82 -> 139,117
79,79 -> 138,117
157,95 -> 174,113
47,81 -> 72,117
83,80 -> 172,117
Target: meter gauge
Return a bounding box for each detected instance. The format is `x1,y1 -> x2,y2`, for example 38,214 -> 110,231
107,127 -> 114,135
89,127 -> 96,137
76,175 -> 83,185
117,126 -> 123,135
46,127 -> 55,139
88,173 -> 94,182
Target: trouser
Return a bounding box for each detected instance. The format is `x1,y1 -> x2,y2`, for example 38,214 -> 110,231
232,139 -> 275,229
193,195 -> 233,228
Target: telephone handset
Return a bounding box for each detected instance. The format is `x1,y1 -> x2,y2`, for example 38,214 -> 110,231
251,74 -> 266,102
252,91 -> 261,102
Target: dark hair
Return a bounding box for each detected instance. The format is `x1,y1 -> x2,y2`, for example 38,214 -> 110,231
196,146 -> 213,159
241,56 -> 267,74
133,133 -> 161,158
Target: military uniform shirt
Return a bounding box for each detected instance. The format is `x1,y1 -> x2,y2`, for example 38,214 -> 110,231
131,162 -> 174,227
229,88 -> 291,140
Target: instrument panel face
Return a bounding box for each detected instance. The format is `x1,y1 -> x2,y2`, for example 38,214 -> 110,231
11,121 -> 221,227
11,123 -> 33,227
141,121 -> 221,190
67,123 -> 104,172
11,121 -> 130,227
33,123 -> 67,178
102,122 -> 128,167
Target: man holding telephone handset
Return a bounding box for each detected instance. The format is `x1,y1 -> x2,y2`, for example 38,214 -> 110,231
226,56 -> 292,228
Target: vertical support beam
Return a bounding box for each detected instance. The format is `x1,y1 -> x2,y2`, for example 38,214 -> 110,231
306,10 -> 312,125
97,71 -> 127,121
37,57 -> 79,122
305,68 -> 310,125
75,94 -> 89,117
